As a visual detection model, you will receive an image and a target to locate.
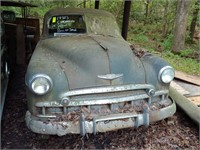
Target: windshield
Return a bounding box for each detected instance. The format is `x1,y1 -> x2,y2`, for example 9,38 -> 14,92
48,15 -> 86,36
85,13 -> 121,38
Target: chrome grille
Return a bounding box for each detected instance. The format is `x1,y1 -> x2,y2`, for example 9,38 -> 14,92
35,84 -> 169,118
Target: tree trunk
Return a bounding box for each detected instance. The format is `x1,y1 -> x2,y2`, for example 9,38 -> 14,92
83,0 -> 86,8
162,0 -> 169,37
145,2 -> 149,18
95,0 -> 100,9
144,0 -> 151,24
190,0 -> 200,42
172,0 -> 191,53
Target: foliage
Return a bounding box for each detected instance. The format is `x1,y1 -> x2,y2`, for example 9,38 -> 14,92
179,49 -> 194,57
100,0 -> 124,25
162,34 -> 174,51
133,34 -> 149,43
162,52 -> 200,75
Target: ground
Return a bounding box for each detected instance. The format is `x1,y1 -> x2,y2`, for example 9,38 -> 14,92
1,65 -> 199,149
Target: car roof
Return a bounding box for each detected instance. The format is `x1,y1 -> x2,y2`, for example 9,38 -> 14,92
42,7 -> 117,37
44,8 -> 114,18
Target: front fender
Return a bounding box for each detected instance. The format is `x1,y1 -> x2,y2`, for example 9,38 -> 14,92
25,48 -> 69,115
141,53 -> 171,90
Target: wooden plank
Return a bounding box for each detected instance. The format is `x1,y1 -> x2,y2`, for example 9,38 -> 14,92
175,71 -> 200,86
170,81 -> 190,95
187,96 -> 200,106
170,86 -> 200,124
16,24 -> 25,64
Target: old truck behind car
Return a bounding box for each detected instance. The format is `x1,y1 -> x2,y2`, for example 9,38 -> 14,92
1,10 -> 15,120
25,8 -> 176,136
1,0 -> 40,120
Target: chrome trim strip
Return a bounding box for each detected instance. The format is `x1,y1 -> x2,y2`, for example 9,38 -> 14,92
97,74 -> 123,80
93,112 -> 139,135
69,94 -> 149,106
62,84 -> 155,97
36,101 -> 61,107
37,114 -> 57,118
0,78 -> 9,120
1,45 -> 6,57
35,90 -> 168,108
154,90 -> 168,96
93,112 -> 137,122
36,93 -> 149,107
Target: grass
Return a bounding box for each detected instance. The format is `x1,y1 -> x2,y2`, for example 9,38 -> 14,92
162,52 -> 200,75
128,23 -> 200,76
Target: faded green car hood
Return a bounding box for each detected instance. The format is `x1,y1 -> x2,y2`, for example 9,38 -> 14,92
37,35 -> 145,90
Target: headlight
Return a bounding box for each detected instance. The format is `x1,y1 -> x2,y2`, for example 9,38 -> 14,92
30,74 -> 52,95
158,66 -> 175,83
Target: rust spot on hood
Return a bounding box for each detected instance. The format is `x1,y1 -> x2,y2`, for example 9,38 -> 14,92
130,44 -> 146,58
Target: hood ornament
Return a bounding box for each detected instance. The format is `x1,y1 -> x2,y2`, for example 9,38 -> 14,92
98,74 -> 123,80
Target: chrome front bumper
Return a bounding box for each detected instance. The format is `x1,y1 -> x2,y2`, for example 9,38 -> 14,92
25,98 -> 176,136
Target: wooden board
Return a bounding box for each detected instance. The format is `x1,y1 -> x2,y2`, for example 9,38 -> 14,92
170,81 -> 190,95
16,24 -> 25,64
187,96 -> 200,106
175,71 -> 200,86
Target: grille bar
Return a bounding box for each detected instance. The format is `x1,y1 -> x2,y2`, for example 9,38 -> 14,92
35,90 -> 168,108
61,84 -> 155,97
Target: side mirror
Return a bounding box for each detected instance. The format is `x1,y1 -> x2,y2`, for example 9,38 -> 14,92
1,10 -> 16,22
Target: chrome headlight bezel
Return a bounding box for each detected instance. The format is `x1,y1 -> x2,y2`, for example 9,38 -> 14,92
158,66 -> 175,84
29,74 -> 53,95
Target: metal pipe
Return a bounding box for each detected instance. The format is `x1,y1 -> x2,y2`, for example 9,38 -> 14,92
121,0 -> 131,40
95,0 -> 99,9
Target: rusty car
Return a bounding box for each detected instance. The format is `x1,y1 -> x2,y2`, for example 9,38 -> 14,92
25,8 -> 176,136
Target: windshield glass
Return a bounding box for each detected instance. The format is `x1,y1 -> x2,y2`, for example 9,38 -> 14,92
85,13 -> 121,38
48,15 -> 86,36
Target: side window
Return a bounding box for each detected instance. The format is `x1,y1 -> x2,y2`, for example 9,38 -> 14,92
48,15 -> 86,36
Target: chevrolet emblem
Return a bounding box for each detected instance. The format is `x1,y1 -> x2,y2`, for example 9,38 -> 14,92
97,74 -> 123,80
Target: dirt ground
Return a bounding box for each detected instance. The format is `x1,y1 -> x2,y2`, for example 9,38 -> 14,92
1,65 -> 199,149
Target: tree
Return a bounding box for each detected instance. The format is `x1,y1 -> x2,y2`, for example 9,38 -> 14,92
144,0 -> 151,24
190,0 -> 200,42
162,0 -> 169,36
172,0 -> 191,53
